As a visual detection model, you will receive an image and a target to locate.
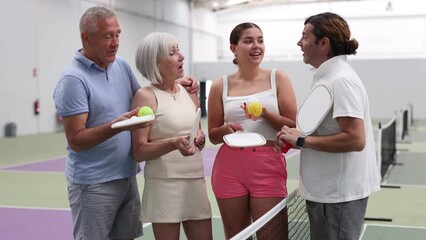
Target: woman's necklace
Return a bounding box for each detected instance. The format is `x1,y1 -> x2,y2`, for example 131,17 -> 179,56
170,84 -> 178,101
156,83 -> 177,101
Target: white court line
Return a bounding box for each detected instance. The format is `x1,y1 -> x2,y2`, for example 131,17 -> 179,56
351,222 -> 426,239
143,222 -> 152,228
0,169 -> 65,175
0,205 -> 70,211
360,224 -> 367,238
364,223 -> 426,230
143,216 -> 223,229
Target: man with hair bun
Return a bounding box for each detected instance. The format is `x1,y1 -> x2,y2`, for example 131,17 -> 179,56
275,12 -> 380,240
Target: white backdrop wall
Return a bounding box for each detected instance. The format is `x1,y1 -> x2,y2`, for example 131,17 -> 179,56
1,0 -> 81,137
1,0 -> 426,137
0,0 -> 218,136
194,58 -> 425,120
194,0 -> 426,120
214,0 -> 426,60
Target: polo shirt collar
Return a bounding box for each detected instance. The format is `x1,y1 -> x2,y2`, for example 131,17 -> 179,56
75,49 -> 109,71
312,55 -> 347,81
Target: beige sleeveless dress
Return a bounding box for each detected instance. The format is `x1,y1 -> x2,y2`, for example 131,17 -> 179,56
140,84 -> 212,222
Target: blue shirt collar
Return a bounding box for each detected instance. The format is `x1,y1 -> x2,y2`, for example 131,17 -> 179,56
75,49 -> 109,71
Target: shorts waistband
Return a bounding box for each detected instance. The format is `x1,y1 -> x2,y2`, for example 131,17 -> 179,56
223,144 -> 276,153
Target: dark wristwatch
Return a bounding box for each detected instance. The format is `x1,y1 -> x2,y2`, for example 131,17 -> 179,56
296,136 -> 305,148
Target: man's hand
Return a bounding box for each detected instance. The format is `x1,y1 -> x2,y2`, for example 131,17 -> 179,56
176,76 -> 199,95
275,126 -> 301,152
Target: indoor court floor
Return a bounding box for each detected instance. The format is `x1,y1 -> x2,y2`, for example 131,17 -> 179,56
1,117 -> 425,239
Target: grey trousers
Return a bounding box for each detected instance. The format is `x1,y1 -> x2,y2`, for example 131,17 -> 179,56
68,176 -> 143,240
306,197 -> 369,240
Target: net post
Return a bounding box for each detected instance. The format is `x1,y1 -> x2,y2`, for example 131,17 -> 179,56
407,103 -> 413,127
396,110 -> 404,142
376,122 -> 382,183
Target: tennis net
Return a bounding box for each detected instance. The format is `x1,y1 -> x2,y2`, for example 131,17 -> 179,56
231,189 -> 310,240
377,117 -> 397,181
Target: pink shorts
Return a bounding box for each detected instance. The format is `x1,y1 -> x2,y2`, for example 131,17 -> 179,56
212,144 -> 287,199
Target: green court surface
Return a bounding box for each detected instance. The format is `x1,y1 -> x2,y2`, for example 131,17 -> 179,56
1,118 -> 426,239
362,225 -> 426,240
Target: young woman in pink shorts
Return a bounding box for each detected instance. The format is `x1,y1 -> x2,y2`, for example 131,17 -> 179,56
207,22 -> 297,239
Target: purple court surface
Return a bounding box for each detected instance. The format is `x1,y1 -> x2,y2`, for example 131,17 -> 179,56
0,207 -> 73,240
1,147 -> 220,176
1,147 -> 298,239
0,147 -> 223,240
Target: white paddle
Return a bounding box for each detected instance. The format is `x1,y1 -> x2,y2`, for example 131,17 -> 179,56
111,114 -> 155,129
223,131 -> 266,147
297,84 -> 333,135
281,84 -> 332,152
189,108 -> 201,145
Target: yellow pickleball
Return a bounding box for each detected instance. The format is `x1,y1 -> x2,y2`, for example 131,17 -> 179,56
137,106 -> 154,116
247,101 -> 263,118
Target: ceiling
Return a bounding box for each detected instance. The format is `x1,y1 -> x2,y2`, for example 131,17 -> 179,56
191,0 -> 363,11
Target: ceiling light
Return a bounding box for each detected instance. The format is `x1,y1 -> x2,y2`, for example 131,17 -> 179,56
225,0 -> 250,7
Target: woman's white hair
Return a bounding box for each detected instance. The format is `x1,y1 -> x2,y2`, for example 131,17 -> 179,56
135,32 -> 177,85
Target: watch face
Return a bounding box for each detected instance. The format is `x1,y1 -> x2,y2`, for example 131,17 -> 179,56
297,137 -> 305,147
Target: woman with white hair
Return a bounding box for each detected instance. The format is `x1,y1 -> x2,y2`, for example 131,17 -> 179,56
131,32 -> 212,240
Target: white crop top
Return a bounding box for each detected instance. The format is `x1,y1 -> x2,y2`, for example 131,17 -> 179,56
222,69 -> 279,141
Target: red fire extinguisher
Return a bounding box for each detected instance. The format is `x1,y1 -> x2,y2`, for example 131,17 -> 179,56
34,99 -> 40,115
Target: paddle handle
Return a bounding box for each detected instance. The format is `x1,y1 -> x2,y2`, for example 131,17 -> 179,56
281,141 -> 292,153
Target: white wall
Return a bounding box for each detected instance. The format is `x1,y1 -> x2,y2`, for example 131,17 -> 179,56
193,0 -> 426,120
1,0 -> 426,136
1,0 -> 38,135
214,0 -> 426,60
0,0 -> 81,136
191,8 -> 221,62
194,58 -> 425,119
0,0 -> 215,136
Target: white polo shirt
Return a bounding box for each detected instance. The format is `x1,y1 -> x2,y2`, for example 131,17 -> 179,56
299,55 -> 380,203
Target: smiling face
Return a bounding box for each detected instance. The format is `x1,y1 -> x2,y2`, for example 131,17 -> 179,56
81,16 -> 121,69
231,27 -> 264,66
158,42 -> 185,82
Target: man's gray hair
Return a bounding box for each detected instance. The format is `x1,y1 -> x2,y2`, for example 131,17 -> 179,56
79,6 -> 116,34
